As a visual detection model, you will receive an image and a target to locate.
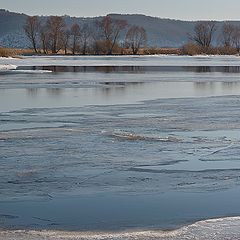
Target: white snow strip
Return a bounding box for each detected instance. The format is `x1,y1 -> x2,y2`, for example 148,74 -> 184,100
0,64 -> 17,70
0,217 -> 240,240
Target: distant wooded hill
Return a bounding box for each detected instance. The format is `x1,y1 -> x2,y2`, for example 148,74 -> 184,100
1,9 -> 240,48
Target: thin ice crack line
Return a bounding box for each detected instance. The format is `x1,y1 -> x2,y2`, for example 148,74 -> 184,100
200,143 -> 235,158
76,170 -> 114,185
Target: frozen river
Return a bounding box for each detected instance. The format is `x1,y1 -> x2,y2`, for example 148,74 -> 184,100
1,55 -> 240,239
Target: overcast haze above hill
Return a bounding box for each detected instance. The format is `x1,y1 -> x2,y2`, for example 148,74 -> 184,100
1,9 -> 240,49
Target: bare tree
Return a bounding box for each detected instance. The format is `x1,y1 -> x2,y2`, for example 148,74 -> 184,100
46,16 -> 66,54
91,25 -> 104,54
39,23 -> 50,54
70,23 -> 81,54
62,29 -> 71,55
97,16 -> 127,54
220,23 -> 240,52
80,23 -> 92,55
232,26 -> 240,53
191,21 -> 217,49
125,26 -> 147,54
24,16 -> 40,53
221,23 -> 235,47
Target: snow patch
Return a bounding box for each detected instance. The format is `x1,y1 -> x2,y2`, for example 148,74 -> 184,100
0,64 -> 17,70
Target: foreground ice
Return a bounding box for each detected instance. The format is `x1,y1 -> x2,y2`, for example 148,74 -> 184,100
1,217 -> 240,240
1,96 -> 240,199
1,55 -> 240,233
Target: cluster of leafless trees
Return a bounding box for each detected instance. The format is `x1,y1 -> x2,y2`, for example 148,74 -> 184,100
220,23 -> 240,52
184,21 -> 240,54
24,15 -> 147,55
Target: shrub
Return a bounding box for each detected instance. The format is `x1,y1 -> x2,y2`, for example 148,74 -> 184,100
180,43 -> 202,55
217,46 -> 238,55
0,48 -> 14,57
142,47 -> 180,55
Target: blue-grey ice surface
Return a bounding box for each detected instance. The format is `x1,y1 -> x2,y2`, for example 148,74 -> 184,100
1,55 -> 240,238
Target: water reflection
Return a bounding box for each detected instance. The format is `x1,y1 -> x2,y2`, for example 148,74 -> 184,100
194,66 -> 211,73
26,88 -> 39,97
2,81 -> 240,114
46,88 -> 63,96
22,81 -> 240,99
16,66 -> 240,73
101,82 -> 144,86
223,66 -> 240,73
222,82 -> 240,90
190,66 -> 240,73
194,82 -> 216,90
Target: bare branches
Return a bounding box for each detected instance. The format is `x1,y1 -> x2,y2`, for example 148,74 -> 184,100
62,29 -> 71,55
125,26 -> 147,54
24,16 -> 40,53
79,23 -> 92,55
70,23 -> 81,54
39,23 -> 50,54
97,16 -> 127,54
46,16 -> 66,54
221,23 -> 235,47
190,21 -> 217,50
23,15 -> 150,55
232,26 -> 240,52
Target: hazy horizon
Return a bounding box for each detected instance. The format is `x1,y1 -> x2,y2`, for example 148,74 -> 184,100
1,0 -> 240,21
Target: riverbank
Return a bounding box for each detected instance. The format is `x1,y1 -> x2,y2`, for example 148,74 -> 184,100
0,48 -> 35,58
1,217 -> 240,240
2,46 -> 240,58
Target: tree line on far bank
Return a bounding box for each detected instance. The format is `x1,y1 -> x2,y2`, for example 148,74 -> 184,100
24,15 -> 147,55
24,15 -> 240,56
182,21 -> 240,55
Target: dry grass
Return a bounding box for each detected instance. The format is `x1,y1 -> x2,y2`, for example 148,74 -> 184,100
180,43 -> 240,56
217,46 -> 238,55
40,47 -> 181,55
1,47 -> 181,57
142,47 -> 180,55
180,43 -> 202,55
3,46 -> 238,57
0,48 -> 34,57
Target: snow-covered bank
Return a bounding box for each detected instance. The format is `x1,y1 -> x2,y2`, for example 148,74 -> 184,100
1,217 -> 240,240
0,64 -> 17,70
2,55 -> 240,67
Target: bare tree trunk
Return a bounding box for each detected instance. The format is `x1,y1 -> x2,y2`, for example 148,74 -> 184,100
97,16 -> 127,55
190,21 -> 217,52
46,16 -> 66,54
24,16 -> 40,53
70,23 -> 81,55
125,26 -> 147,55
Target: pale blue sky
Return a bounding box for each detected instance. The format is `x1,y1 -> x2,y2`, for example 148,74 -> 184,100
1,0 -> 240,20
